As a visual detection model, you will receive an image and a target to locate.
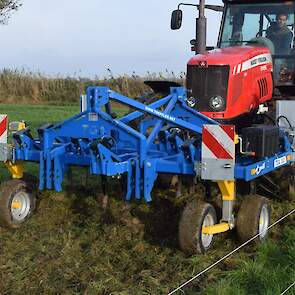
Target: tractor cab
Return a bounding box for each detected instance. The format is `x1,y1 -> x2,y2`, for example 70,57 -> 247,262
220,0 -> 295,95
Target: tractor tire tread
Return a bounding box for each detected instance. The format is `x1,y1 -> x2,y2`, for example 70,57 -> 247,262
179,199 -> 216,254
236,194 -> 270,243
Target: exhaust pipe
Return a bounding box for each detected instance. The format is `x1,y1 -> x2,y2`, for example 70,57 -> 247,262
195,0 -> 206,54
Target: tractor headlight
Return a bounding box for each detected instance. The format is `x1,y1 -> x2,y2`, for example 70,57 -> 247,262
209,96 -> 225,111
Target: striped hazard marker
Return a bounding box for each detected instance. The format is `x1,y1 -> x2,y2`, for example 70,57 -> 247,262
0,115 -> 8,144
202,125 -> 235,160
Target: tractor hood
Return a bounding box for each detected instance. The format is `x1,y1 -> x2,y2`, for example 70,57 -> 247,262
187,46 -> 272,69
186,46 -> 274,120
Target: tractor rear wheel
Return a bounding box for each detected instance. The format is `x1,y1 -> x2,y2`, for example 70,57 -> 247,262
0,178 -> 36,229
179,199 -> 217,254
236,195 -> 270,243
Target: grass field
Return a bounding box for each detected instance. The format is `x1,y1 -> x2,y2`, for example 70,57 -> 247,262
0,104 -> 294,295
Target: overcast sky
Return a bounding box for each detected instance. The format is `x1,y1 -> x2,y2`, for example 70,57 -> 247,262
1,0 -> 223,78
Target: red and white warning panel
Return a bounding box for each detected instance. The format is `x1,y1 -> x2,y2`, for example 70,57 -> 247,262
201,125 -> 235,180
0,115 -> 8,144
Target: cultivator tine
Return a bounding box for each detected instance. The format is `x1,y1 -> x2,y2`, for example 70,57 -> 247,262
125,161 -> 133,201
257,183 -> 277,199
39,152 -> 45,191
101,175 -> 109,209
134,159 -> 141,200
176,175 -> 182,198
256,175 -> 279,199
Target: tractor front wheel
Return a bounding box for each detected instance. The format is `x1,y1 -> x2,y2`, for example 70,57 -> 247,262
0,179 -> 36,229
237,195 -> 270,243
179,200 -> 217,254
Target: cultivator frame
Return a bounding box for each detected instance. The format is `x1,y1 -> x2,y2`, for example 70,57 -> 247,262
2,0 -> 295,255
9,86 -> 219,202
7,85 -> 295,192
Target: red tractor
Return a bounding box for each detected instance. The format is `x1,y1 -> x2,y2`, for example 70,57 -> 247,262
170,0 -> 295,210
171,0 -> 295,125
186,46 -> 273,120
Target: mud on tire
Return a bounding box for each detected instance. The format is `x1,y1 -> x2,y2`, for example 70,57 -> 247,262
237,195 -> 270,243
0,177 -> 37,229
179,199 -> 217,254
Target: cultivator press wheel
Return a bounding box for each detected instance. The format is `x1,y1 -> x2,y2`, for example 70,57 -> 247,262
0,178 -> 36,229
179,199 -> 217,254
237,195 -> 270,243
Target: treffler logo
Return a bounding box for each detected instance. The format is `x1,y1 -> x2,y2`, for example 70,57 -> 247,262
145,107 -> 176,122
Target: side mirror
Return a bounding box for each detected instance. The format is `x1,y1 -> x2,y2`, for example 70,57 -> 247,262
190,39 -> 196,51
171,9 -> 183,30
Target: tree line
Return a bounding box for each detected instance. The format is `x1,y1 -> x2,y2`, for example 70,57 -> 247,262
0,0 -> 21,24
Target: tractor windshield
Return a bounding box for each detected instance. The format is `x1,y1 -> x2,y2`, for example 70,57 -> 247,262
219,2 -> 295,87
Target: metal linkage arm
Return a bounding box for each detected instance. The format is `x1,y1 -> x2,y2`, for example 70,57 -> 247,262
84,86 -> 218,136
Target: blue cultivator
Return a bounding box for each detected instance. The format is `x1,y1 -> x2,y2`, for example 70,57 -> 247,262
2,0 -> 295,254
0,85 -> 295,253
12,86 -> 217,202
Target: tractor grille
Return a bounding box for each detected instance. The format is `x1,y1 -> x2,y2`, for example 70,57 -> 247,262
186,65 -> 230,112
258,77 -> 268,98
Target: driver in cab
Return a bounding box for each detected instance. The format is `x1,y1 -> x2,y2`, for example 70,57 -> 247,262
266,13 -> 293,54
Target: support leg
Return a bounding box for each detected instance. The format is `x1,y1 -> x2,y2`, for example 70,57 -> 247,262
218,180 -> 236,228
5,161 -> 24,179
202,180 -> 236,235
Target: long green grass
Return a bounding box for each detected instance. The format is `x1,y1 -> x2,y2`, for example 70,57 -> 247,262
0,104 -> 294,294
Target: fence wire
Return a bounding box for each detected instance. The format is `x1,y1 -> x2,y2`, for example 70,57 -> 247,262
168,208 -> 295,295
280,281 -> 295,295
